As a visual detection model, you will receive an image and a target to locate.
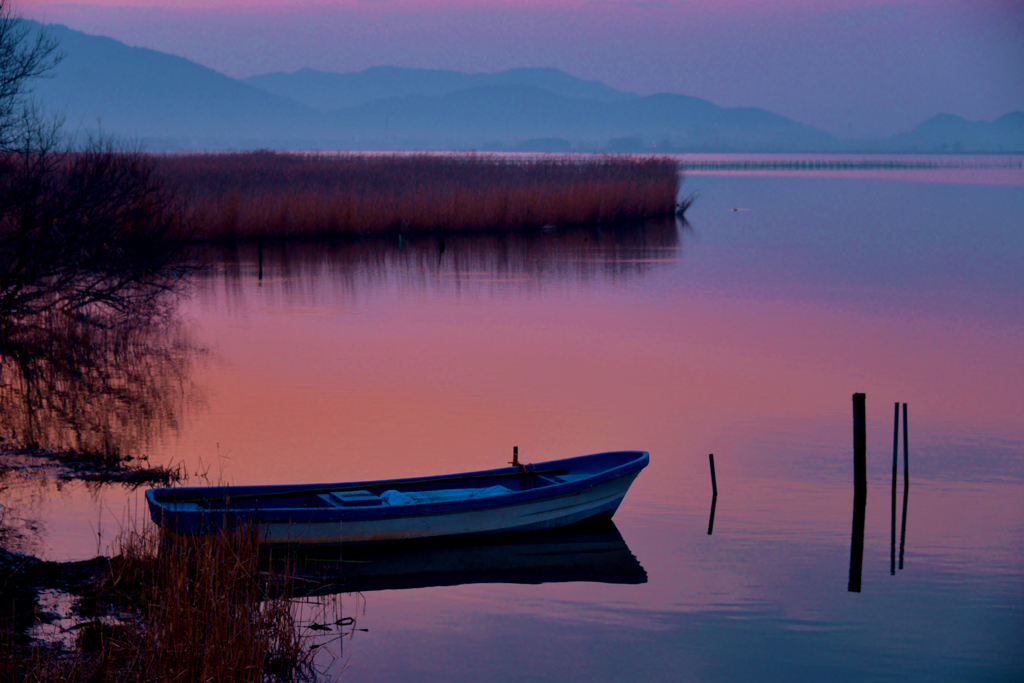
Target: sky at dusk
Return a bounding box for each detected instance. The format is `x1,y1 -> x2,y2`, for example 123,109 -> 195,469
18,0 -> 1024,137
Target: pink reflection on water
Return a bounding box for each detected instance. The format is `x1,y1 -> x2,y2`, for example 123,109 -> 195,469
16,180 -> 1023,625
8,173 -> 1019,683
165,274 -> 1023,494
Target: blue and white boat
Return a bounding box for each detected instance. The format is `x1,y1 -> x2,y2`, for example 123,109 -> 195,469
145,450 -> 649,544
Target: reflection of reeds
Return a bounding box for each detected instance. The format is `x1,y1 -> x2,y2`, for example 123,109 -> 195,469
157,152 -> 680,239
197,217 -> 682,308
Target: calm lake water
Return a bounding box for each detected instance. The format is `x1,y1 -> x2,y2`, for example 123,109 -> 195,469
5,156 -> 1024,680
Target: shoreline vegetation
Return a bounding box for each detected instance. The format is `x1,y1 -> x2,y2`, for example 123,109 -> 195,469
0,443 -> 181,487
1,526 -> 318,682
155,151 -> 683,240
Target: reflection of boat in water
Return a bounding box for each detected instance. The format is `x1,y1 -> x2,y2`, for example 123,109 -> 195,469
146,451 -> 649,544
280,519 -> 647,595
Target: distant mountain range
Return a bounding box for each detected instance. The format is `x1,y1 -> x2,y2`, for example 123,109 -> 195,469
244,66 -> 634,110
885,112 -> 1024,154
26,22 -> 1024,153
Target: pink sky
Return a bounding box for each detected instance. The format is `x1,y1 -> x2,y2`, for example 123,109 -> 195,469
17,0 -> 1024,136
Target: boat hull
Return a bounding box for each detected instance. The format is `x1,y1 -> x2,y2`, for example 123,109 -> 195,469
147,451 -> 648,545
262,471 -> 637,543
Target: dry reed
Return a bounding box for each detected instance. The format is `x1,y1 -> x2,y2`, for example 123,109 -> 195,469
6,525 -> 315,682
154,152 -> 680,239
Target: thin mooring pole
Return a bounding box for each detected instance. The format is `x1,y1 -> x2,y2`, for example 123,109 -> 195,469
707,453 -> 718,535
849,393 -> 867,593
899,403 -> 909,570
902,403 -> 909,485
891,402 -> 899,575
709,453 -> 718,496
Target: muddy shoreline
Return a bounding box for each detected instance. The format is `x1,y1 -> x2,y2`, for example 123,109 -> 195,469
0,444 -> 181,488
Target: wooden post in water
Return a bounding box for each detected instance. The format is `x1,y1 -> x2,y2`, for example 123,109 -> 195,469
707,454 -> 718,535
709,453 -> 718,496
902,404 -> 909,484
257,240 -> 264,281
899,403 -> 909,570
853,393 -> 867,494
849,393 -> 867,592
891,402 -> 899,575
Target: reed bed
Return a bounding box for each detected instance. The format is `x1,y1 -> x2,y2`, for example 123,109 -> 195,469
4,525 -> 315,682
154,152 -> 680,240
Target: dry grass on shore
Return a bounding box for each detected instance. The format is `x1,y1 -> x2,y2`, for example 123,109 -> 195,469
155,152 -> 680,240
2,526 -> 315,683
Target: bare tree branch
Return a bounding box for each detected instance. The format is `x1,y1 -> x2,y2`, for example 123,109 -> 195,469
0,0 -> 61,153
0,4 -> 195,460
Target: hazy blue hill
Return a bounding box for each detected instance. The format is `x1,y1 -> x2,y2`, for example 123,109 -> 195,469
477,68 -> 634,102
332,86 -> 836,151
604,94 -> 836,150
243,66 -> 634,111
335,86 -> 597,141
994,111 -> 1024,128
887,112 -> 1024,152
28,22 -> 326,147
29,21 -> 1005,152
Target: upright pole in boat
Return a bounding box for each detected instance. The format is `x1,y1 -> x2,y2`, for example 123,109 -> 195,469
510,446 -> 526,474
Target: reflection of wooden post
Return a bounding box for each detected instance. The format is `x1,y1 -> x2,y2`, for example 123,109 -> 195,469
707,492 -> 718,535
891,402 -> 899,576
849,393 -> 867,592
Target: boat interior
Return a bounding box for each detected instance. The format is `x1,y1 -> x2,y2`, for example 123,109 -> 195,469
159,468 -> 592,511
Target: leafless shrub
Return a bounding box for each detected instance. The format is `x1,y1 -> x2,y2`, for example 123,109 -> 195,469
0,3 -> 195,464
